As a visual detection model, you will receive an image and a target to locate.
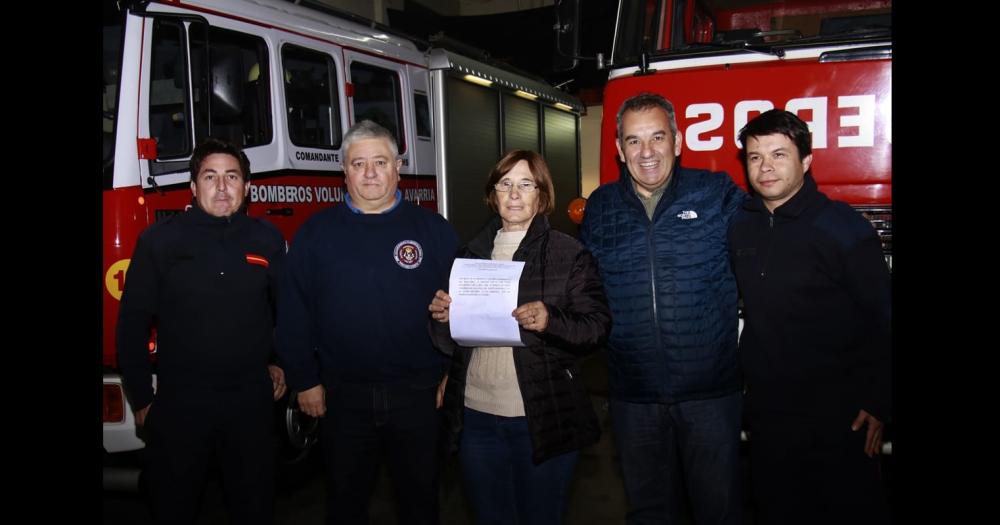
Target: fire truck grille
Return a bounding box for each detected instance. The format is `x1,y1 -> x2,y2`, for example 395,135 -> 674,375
857,206 -> 891,271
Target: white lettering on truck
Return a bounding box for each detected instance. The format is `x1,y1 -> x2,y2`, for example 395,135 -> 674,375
681,95 -> 888,150
249,184 -> 341,203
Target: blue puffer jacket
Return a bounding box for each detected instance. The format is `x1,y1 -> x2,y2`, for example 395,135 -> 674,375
580,167 -> 746,403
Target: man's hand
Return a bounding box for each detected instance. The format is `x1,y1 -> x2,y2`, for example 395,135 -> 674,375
851,409 -> 883,457
513,301 -> 549,332
297,385 -> 326,418
428,290 -> 452,323
134,404 -> 151,427
268,364 -> 288,400
436,375 -> 448,409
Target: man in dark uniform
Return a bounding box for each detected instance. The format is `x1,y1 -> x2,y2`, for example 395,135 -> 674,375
117,137 -> 288,525
728,109 -> 891,525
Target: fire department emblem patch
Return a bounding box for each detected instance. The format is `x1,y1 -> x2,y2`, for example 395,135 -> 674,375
393,240 -> 423,269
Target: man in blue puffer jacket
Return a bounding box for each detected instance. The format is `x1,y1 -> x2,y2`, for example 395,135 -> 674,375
581,93 -> 747,525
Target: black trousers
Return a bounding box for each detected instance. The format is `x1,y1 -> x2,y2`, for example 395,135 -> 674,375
321,381 -> 440,525
144,383 -> 275,525
747,414 -> 889,525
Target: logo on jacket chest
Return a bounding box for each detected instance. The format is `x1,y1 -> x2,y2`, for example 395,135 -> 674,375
393,240 -> 424,269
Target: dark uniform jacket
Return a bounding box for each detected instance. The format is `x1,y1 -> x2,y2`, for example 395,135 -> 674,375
435,214 -> 611,464
117,203 -> 285,410
728,174 -> 891,423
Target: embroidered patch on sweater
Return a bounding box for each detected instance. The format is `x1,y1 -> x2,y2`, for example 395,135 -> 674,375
393,240 -> 423,269
677,210 -> 699,220
245,254 -> 269,268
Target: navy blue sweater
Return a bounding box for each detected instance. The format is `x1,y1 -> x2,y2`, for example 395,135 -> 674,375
276,200 -> 459,390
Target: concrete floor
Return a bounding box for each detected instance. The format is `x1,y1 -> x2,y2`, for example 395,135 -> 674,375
104,351 -> 892,524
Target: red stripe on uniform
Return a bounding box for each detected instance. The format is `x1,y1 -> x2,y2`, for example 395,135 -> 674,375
246,254 -> 269,268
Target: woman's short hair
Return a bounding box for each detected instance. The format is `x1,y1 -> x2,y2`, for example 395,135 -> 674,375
484,149 -> 556,215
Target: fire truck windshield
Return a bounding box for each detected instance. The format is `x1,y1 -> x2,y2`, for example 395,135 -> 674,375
611,0 -> 891,66
103,4 -> 124,173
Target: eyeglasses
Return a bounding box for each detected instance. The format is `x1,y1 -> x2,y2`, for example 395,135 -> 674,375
494,180 -> 538,193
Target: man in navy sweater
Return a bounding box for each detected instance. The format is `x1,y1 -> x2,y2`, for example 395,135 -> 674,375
276,120 -> 459,525
728,109 -> 891,525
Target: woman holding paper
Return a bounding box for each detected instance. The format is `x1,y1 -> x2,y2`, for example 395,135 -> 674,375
428,149 -> 610,525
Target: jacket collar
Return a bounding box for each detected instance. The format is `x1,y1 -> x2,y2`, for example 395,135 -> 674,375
465,213 -> 550,259
184,198 -> 247,227
744,173 -> 826,218
616,163 -> 681,218
344,189 -> 402,215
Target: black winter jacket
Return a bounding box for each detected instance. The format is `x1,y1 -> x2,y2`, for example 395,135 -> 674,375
433,214 -> 611,464
117,203 -> 285,410
728,175 -> 891,423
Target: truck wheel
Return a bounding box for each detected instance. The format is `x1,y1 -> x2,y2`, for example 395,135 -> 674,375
277,390 -> 320,465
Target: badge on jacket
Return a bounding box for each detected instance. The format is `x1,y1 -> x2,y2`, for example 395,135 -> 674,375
393,240 -> 423,269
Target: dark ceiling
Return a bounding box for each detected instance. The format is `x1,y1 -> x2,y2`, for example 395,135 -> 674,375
387,1 -> 618,105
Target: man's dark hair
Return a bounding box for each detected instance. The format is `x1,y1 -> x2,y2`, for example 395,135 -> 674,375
738,109 -> 812,160
616,92 -> 678,145
189,137 -> 251,181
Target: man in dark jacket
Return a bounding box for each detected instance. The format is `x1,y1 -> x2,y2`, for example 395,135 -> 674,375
728,109 -> 891,525
117,138 -> 288,525
580,93 -> 746,525
276,120 -> 459,525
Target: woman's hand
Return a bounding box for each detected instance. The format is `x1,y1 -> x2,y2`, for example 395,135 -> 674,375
513,301 -> 549,332
428,289 -> 452,323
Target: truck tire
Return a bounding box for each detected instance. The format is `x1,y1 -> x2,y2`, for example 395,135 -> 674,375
274,390 -> 322,486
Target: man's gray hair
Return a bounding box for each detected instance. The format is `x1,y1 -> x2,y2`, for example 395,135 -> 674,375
616,93 -> 679,146
341,120 -> 399,162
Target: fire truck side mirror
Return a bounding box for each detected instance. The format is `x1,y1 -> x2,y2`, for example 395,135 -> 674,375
553,0 -> 580,72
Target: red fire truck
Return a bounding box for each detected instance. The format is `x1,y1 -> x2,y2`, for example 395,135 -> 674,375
598,0 -> 891,267
102,0 -> 584,488
590,0 -> 891,451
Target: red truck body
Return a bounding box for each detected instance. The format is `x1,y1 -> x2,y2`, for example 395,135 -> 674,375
600,0 -> 891,260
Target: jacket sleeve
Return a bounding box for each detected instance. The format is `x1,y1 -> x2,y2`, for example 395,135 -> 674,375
844,229 -> 892,422
428,224 -> 461,364
578,191 -> 600,254
275,227 -> 322,392
541,247 -> 612,355
266,232 -> 287,362
116,235 -> 158,411
428,318 -> 459,357
720,172 -> 748,228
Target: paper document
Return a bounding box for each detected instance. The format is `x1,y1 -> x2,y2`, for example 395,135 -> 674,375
448,258 -> 525,347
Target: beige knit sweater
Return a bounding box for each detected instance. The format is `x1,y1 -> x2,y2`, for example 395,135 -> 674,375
464,229 -> 527,417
